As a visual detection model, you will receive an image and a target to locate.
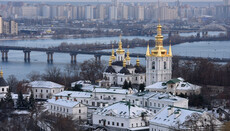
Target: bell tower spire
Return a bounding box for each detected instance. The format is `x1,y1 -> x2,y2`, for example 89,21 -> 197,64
116,34 -> 125,61
146,21 -> 172,86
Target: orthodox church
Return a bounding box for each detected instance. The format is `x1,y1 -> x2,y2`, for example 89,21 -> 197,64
99,36 -> 146,88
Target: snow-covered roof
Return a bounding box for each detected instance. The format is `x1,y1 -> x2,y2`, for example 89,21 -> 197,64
47,98 -> 80,108
94,101 -> 154,118
81,85 -> 100,92
93,88 -> 130,94
54,91 -> 92,98
176,82 -> 201,90
127,92 -> 187,102
145,82 -> 167,90
71,80 -> 91,87
145,78 -> 201,91
28,81 -> 64,89
150,106 -> 203,128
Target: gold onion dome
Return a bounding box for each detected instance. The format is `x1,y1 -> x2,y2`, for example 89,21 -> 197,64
150,19 -> 169,57
146,43 -> 150,56
109,58 -> 112,66
116,35 -> 125,55
126,45 -> 131,61
0,69 -> 3,78
111,44 -> 116,60
136,56 -> 140,66
123,59 -> 126,67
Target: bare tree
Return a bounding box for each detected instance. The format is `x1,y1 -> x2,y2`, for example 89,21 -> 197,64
42,66 -> 63,84
6,75 -> 19,93
80,59 -> 106,84
27,71 -> 41,81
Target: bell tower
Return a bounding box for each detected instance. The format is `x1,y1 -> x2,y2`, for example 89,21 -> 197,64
146,21 -> 172,86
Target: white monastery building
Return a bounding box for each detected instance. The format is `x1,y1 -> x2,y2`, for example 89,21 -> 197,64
93,101 -> 154,131
53,87 -> 134,108
126,91 -> 188,113
146,77 -> 201,96
28,81 -> 64,100
47,98 -> 87,120
149,106 -> 222,131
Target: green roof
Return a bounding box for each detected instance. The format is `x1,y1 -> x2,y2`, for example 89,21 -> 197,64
166,78 -> 181,84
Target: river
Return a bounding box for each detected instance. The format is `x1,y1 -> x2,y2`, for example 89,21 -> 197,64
0,32 -> 228,80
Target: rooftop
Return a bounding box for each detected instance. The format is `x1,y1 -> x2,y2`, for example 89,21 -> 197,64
127,91 -> 187,102
54,91 -> 92,98
93,88 -> 130,94
28,81 -> 64,89
94,101 -> 154,118
47,98 -> 80,108
150,106 -> 204,127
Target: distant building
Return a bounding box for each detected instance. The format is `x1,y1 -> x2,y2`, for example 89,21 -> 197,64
10,20 -> 18,35
0,15 -> 2,34
47,98 -> 87,120
109,6 -> 118,20
149,106 -> 222,131
224,0 -> 230,5
3,21 -> 10,35
93,101 -> 154,131
27,81 -> 64,100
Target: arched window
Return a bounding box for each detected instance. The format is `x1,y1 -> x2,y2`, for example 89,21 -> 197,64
164,61 -> 167,69
152,61 -> 155,69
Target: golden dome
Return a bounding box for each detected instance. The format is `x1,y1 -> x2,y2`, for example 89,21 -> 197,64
126,45 -> 131,61
116,35 -> 125,55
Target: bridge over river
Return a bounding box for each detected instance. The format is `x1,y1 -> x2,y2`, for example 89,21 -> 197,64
0,46 -> 229,63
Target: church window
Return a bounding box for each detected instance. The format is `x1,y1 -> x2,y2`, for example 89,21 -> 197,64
152,61 -> 155,69
2,88 -> 4,91
121,78 -> 123,82
136,77 -> 137,80
164,62 -> 167,69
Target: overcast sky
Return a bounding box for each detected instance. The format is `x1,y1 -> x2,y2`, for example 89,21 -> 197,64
0,0 -> 222,2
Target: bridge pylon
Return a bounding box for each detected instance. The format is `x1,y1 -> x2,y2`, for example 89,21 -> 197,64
23,50 -> 31,62
47,52 -> 54,64
70,53 -> 77,64
1,50 -> 9,62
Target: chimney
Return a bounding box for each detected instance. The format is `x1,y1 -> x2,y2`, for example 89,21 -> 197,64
135,100 -> 140,106
55,96 -> 58,100
167,107 -> 174,116
174,109 -> 181,119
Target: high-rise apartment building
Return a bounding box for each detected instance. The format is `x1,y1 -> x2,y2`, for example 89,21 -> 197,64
10,20 -> 18,35
0,15 -> 2,34
3,21 -> 10,35
109,6 -> 118,20
224,0 -> 230,5
85,6 -> 94,20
